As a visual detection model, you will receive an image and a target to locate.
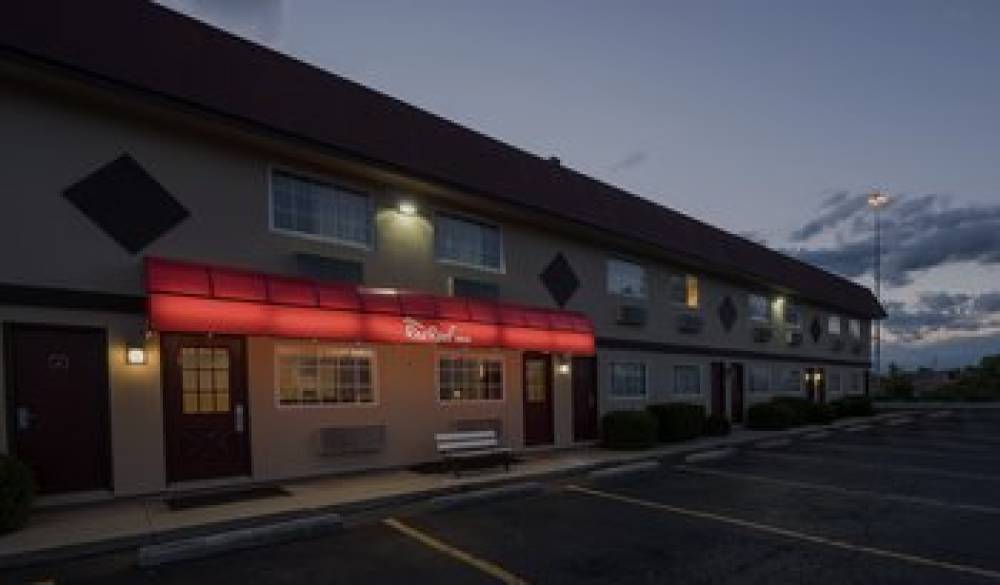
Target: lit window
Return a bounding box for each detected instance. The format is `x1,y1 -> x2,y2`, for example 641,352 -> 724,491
848,319 -> 862,338
271,171 -> 373,247
828,315 -> 842,335
434,213 -> 503,272
749,366 -> 770,393
181,347 -> 231,414
438,356 -> 504,401
610,362 -> 647,398
670,274 -> 699,309
276,346 -> 374,406
785,303 -> 801,329
673,365 -> 701,394
607,259 -> 646,298
749,294 -> 770,322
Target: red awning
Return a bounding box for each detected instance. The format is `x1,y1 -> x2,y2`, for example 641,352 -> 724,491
145,258 -> 595,355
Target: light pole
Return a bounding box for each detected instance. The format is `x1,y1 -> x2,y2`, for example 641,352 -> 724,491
867,190 -> 890,390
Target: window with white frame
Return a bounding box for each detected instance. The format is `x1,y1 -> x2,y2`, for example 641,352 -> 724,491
828,315 -> 842,335
609,362 -> 647,398
828,371 -> 842,394
275,346 -> 374,406
848,319 -> 862,338
785,303 -> 801,328
434,213 -> 503,271
271,170 -> 372,247
673,365 -> 701,394
607,259 -> 647,298
438,356 -> 504,401
749,365 -> 770,393
669,274 -> 699,309
749,294 -> 770,322
781,367 -> 802,393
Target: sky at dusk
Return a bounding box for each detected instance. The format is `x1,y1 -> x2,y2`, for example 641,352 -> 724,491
157,0 -> 1000,370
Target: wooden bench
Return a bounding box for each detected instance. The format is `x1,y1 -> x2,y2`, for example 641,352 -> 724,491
435,430 -> 512,477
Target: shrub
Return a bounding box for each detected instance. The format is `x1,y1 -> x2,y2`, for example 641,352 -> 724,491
647,403 -> 705,442
769,397 -> 811,425
830,396 -> 874,418
702,414 -> 732,436
807,402 -> 837,424
747,402 -> 798,430
0,455 -> 34,534
601,410 -> 659,450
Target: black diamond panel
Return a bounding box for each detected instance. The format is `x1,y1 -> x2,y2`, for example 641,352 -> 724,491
63,155 -> 189,254
719,296 -> 737,332
540,253 -> 580,307
810,317 -> 823,343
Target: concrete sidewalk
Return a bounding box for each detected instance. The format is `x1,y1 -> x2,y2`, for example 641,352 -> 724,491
0,411 -> 911,569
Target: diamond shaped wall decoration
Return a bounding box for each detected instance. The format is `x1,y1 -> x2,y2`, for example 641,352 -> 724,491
810,317 -> 823,343
63,154 -> 189,254
540,253 -> 579,307
719,296 -> 737,332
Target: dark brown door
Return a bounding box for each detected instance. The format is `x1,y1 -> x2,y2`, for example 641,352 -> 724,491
523,353 -> 554,446
5,324 -> 110,494
805,367 -> 818,401
710,362 -> 725,417
816,368 -> 827,403
571,356 -> 598,441
730,363 -> 745,423
162,334 -> 249,483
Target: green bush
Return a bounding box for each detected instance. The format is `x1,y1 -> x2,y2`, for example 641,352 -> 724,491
830,396 -> 874,418
647,403 -> 705,442
702,414 -> 732,436
601,410 -> 659,450
747,402 -> 798,430
807,402 -> 837,424
0,455 -> 34,534
769,397 -> 810,425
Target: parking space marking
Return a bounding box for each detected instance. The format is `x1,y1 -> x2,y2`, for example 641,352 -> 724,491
751,450 -> 1000,482
382,518 -> 528,584
566,485 -> 1000,581
675,464 -> 1000,515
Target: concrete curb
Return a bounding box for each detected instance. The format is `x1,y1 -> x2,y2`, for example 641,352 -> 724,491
844,424 -> 872,433
804,430 -> 831,440
427,481 -> 544,511
137,513 -> 343,567
588,460 -> 660,481
885,417 -> 912,426
755,438 -> 791,449
684,448 -> 736,463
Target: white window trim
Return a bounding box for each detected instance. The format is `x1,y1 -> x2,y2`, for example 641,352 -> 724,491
432,210 -> 506,274
828,315 -> 843,335
784,304 -> 802,329
267,165 -> 376,252
748,294 -> 770,323
606,257 -> 648,300
669,274 -> 700,310
749,365 -> 771,393
671,364 -> 703,395
273,344 -> 379,409
608,361 -> 649,400
435,352 -> 507,404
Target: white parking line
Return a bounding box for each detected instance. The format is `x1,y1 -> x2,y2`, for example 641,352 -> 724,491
567,485 -> 1000,581
750,450 -> 1000,483
675,464 -> 1000,515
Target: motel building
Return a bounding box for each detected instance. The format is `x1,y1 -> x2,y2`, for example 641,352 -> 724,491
0,1 -> 883,500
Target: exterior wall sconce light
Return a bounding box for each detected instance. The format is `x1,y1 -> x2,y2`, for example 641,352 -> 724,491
555,354 -> 571,375
398,200 -> 418,216
126,344 -> 147,366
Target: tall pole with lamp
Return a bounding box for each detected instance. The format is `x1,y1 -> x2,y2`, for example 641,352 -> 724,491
867,190 -> 890,392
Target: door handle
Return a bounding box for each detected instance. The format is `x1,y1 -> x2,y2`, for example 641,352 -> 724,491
16,407 -> 34,430
234,403 -> 245,433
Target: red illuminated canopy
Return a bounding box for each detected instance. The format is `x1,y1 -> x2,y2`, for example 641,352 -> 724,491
145,258 -> 595,355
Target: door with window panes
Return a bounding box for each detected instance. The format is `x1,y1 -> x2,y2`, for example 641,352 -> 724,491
162,334 -> 249,482
523,353 -> 554,446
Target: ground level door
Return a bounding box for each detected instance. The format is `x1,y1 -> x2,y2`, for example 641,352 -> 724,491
523,353 -> 554,446
730,363 -> 745,423
162,334 -> 250,483
710,362 -> 725,417
5,324 -> 111,494
571,356 -> 598,441
805,367 -> 827,403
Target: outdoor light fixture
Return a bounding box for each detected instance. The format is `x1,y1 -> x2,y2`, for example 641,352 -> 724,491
398,200 -> 418,216
556,362 -> 571,375
126,344 -> 147,366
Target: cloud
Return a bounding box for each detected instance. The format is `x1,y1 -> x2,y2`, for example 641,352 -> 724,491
157,0 -> 286,43
786,192 -> 1000,287
609,151 -> 648,173
881,291 -> 1000,343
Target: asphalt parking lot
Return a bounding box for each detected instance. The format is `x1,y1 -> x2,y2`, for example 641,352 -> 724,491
8,409 -> 1000,584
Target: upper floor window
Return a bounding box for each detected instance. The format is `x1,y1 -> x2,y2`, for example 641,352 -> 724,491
828,315 -> 842,335
673,365 -> 701,394
848,319 -> 862,338
607,259 -> 646,298
749,294 -> 770,322
434,213 -> 503,272
271,170 -> 373,248
669,274 -> 699,309
609,362 -> 647,398
784,303 -> 801,329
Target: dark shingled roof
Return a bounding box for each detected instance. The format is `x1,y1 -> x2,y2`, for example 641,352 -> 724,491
0,0 -> 884,318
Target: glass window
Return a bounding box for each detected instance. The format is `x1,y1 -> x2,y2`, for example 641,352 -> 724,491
276,346 -> 375,406
785,303 -> 801,328
607,259 -> 646,298
610,362 -> 647,398
438,356 -> 504,401
180,347 -> 230,414
749,365 -> 770,393
780,367 -> 802,393
828,315 -> 842,335
673,365 -> 701,394
848,371 -> 863,394
271,171 -> 372,247
434,213 -> 503,271
669,274 -> 699,309
828,371 -> 842,394
749,294 -> 770,322
848,319 -> 862,338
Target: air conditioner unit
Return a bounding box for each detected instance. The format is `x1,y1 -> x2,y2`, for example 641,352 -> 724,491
752,326 -> 773,343
786,331 -> 803,346
677,313 -> 704,334
616,305 -> 647,326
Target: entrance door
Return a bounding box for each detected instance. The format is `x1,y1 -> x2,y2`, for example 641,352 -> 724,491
5,324 -> 110,494
523,353 -> 554,446
815,367 -> 827,403
730,363 -> 745,424
710,362 -> 725,417
571,356 -> 598,442
162,334 -> 249,483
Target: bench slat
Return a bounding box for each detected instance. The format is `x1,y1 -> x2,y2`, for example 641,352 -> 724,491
435,431 -> 496,442
438,439 -> 499,452
444,447 -> 512,459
